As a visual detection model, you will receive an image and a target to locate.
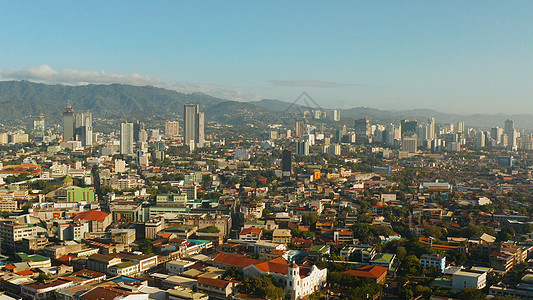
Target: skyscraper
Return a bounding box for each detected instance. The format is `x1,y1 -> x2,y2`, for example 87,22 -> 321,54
75,111 -> 93,146
281,150 -> 292,181
428,117 -> 436,141
401,134 -> 418,153
63,105 -> 75,141
456,121 -> 465,133
295,121 -> 305,137
33,115 -> 45,141
475,131 -> 485,149
184,104 -> 205,148
165,121 -> 180,138
133,120 -> 145,142
401,119 -> 418,135
354,118 -> 371,144
332,110 -> 340,122
120,122 -> 134,155
504,119 -> 517,150
296,141 -> 310,156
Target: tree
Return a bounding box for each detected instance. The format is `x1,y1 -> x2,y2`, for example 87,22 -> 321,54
223,266 -> 243,280
396,246 -> 407,261
241,276 -> 284,299
351,223 -> 372,243
36,272 -> 50,283
459,288 -> 486,300
302,213 -> 318,227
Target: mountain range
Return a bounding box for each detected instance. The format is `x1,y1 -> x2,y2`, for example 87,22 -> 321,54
0,80 -> 532,129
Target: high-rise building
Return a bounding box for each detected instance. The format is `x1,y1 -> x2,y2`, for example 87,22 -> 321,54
475,131 -> 485,149
332,110 -> 340,122
75,112 -> 93,146
296,141 -> 309,156
295,121 -> 305,137
63,105 -> 75,141
324,144 -> 341,155
385,124 -> 396,146
184,104 -> 205,148
33,115 -> 45,141
120,122 -> 134,155
281,150 -> 292,181
401,134 -> 418,153
428,117 -> 436,141
401,120 -> 418,135
354,118 -> 371,144
504,119 -> 517,150
456,122 -> 465,133
133,120 -> 145,142
165,121 -> 180,138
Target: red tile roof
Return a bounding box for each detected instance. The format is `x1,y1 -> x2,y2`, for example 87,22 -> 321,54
198,277 -> 231,289
344,265 -> 388,280
252,257 -> 290,275
74,210 -> 109,222
157,232 -> 174,239
213,252 -> 262,268
240,228 -> 262,235
81,287 -> 136,300
16,270 -> 34,276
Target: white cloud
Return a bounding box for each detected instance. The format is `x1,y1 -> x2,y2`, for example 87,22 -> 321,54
0,65 -> 257,101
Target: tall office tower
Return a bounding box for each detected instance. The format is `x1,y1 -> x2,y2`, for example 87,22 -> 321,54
416,124 -> 430,148
324,144 -> 341,155
312,110 -> 322,119
504,119 -> 517,150
75,111 -> 93,146
63,105 -> 75,141
120,122 -> 134,155
184,104 -> 205,148
296,141 -> 310,156
475,131 -> 485,149
165,121 -> 180,138
401,134 -> 418,153
33,115 -> 45,141
456,122 -> 465,133
385,124 -> 396,146
428,117 -> 436,141
332,109 -> 340,121
504,119 -> 514,135
491,127 -> 503,145
354,117 -> 371,144
281,150 -> 292,181
133,120 -> 145,142
295,121 -> 305,137
401,119 -> 418,135
334,129 -> 344,143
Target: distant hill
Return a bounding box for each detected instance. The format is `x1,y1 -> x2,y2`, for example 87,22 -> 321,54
0,80 -> 532,129
0,81 -> 223,122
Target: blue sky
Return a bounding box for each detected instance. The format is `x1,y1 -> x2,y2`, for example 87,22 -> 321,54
1,1 -> 532,113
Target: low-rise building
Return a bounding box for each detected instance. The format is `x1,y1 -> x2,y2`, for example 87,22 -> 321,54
420,254 -> 446,273
451,269 -> 487,291
272,229 -> 292,244
196,277 -> 237,299
344,265 -> 388,284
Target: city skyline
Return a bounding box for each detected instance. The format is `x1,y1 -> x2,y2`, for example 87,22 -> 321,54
1,2 -> 533,114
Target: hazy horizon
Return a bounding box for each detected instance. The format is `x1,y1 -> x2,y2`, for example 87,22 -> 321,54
1,1 -> 532,114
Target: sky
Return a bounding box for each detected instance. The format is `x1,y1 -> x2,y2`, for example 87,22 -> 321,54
1,1 -> 532,114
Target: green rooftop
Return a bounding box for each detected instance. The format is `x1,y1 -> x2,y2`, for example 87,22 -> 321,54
310,245 -> 329,253
372,253 -> 395,263
246,220 -> 266,225
16,252 -> 50,262
114,261 -> 138,269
